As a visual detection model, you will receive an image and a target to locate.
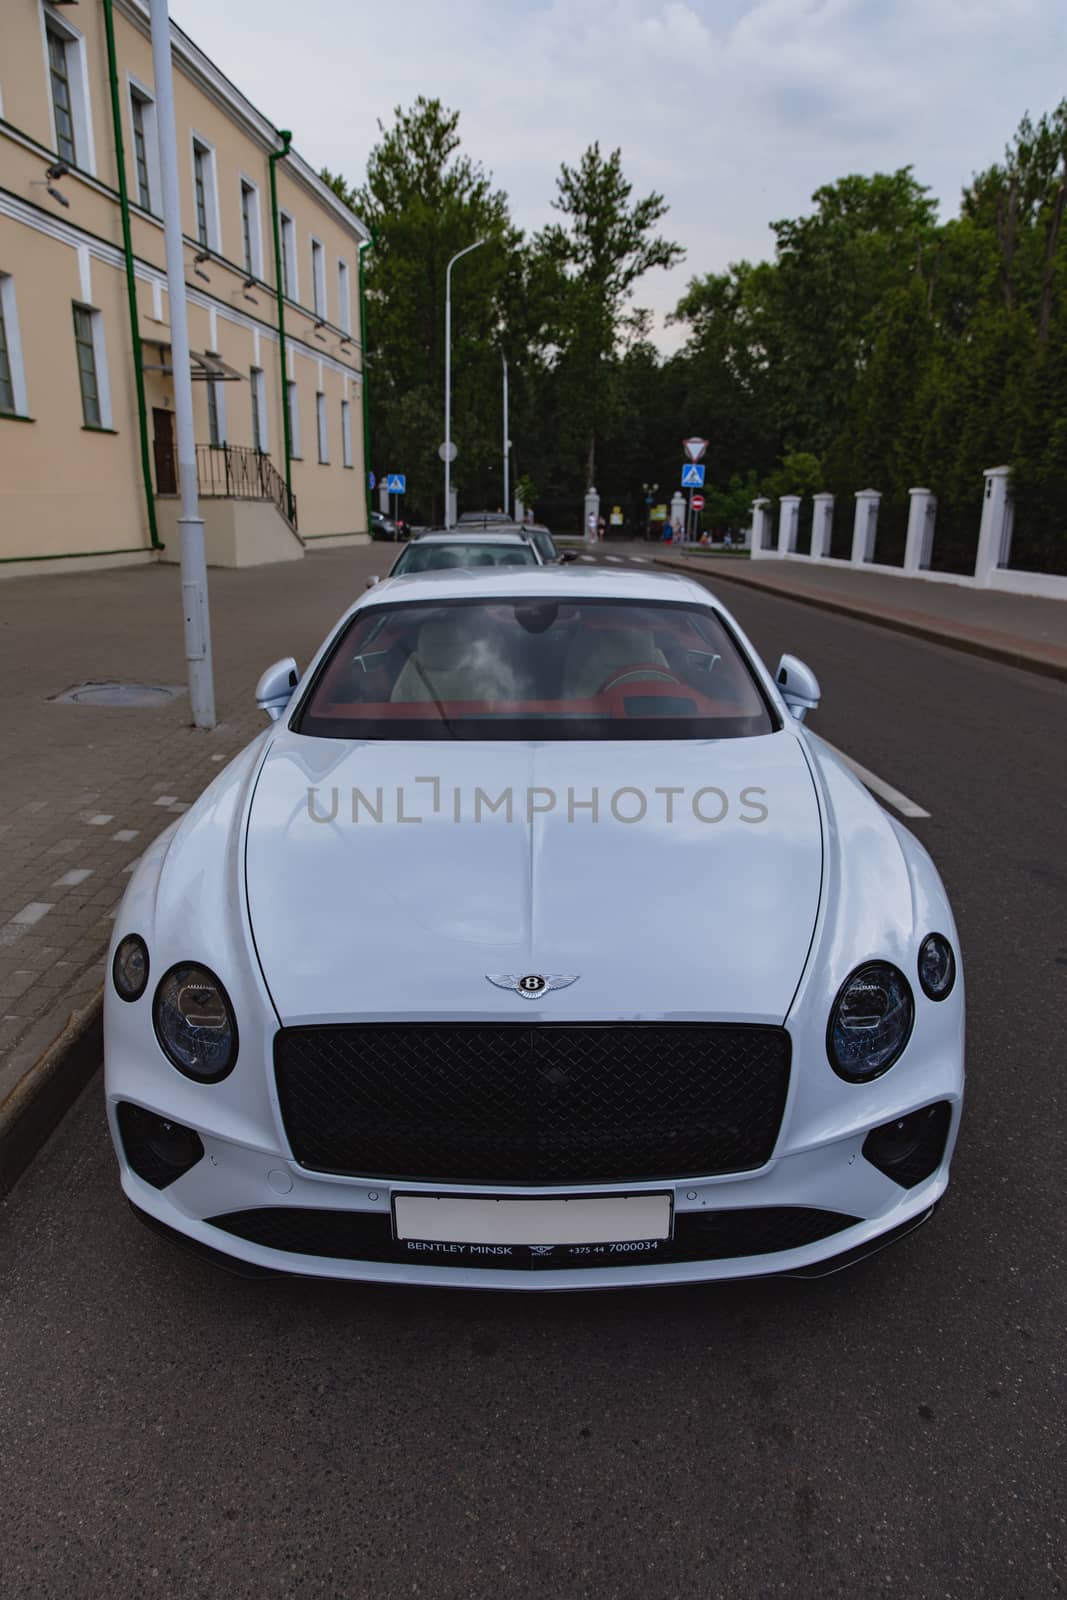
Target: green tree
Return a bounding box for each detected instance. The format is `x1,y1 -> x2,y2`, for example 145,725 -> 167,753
331,98 -> 522,522
532,144 -> 683,492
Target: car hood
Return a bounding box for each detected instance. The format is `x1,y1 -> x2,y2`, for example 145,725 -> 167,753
245,731 -> 822,1025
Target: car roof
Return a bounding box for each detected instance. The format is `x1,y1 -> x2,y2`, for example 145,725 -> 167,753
405,530 -> 531,546
354,565 -> 715,615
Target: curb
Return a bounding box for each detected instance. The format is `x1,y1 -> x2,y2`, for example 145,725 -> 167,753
0,988 -> 103,1198
654,558 -> 1067,683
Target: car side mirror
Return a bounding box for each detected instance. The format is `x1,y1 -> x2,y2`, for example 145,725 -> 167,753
559,549 -> 578,563
255,657 -> 299,722
365,575 -> 380,589
775,654 -> 820,721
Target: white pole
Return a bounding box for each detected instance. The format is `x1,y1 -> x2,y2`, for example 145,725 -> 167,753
502,352 -> 509,516
443,239 -> 485,528
149,0 -> 215,728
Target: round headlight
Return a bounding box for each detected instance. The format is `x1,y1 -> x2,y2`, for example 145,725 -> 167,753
827,962 -> 914,1082
918,933 -> 956,1001
112,934 -> 149,1002
153,962 -> 238,1082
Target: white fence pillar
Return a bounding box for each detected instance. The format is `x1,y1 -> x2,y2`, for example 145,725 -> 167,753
584,486 -> 600,543
851,489 -> 881,565
750,497 -> 773,558
777,494 -> 801,555
811,493 -> 834,560
974,466 -> 1013,585
513,494 -> 525,522
904,487 -> 937,574
669,491 -> 687,539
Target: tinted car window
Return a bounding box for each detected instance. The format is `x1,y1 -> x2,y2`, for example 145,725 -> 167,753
529,529 -> 557,562
296,598 -> 776,741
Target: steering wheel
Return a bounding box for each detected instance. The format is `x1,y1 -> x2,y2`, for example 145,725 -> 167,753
597,665 -> 683,692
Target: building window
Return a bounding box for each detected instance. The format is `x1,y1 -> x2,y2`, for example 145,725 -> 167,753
191,137 -> 219,251
250,366 -> 267,452
72,303 -> 110,429
0,275 -> 29,417
0,293 -> 15,415
338,259 -> 351,334
280,213 -> 297,300
341,398 -> 352,468
311,239 -> 326,318
47,26 -> 76,166
44,13 -> 94,175
286,380 -> 301,458
316,390 -> 329,463
240,181 -> 262,278
129,86 -> 159,213
206,378 -> 227,447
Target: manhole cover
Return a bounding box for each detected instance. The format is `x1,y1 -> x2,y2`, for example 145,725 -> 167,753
50,682 -> 184,708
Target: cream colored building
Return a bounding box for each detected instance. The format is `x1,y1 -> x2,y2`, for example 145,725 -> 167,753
0,0 -> 370,578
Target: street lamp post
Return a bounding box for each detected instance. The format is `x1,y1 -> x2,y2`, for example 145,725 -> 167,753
502,352 -> 509,517
443,238 -> 485,527
149,0 -> 215,728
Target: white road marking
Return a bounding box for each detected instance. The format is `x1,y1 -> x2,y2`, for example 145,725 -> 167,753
0,902 -> 54,946
210,753 -> 226,762
112,828 -> 139,842
53,868 -> 93,887
605,555 -> 622,563
815,736 -> 931,819
154,794 -> 177,806
122,858 -> 141,874
86,813 -> 113,826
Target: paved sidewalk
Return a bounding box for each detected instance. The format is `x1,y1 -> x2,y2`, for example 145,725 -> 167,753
651,549 -> 1067,677
0,542 -> 394,1188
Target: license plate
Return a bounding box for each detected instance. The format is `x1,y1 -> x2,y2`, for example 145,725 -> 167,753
393,1192 -> 672,1247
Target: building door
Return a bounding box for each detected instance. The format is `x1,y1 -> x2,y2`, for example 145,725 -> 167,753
152,407 -> 176,494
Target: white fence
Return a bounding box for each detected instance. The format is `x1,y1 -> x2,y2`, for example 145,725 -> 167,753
749,467 -> 1067,601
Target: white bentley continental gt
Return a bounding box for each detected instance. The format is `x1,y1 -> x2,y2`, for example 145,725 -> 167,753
105,567 -> 964,1288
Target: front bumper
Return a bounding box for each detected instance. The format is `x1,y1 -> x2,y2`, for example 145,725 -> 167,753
109,1096 -> 959,1290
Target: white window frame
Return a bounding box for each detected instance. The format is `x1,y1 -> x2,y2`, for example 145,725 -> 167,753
250,365 -> 268,453
239,176 -> 263,279
73,301 -> 112,430
311,237 -> 326,319
337,258 -> 351,335
316,390 -> 329,463
286,380 -> 301,458
341,397 -> 352,468
41,5 -> 96,176
127,81 -> 160,214
280,212 -> 298,301
190,131 -> 221,252
0,273 -> 29,417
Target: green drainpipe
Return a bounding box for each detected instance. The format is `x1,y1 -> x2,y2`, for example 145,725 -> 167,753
101,0 -> 162,549
268,130 -> 294,521
358,233 -> 374,528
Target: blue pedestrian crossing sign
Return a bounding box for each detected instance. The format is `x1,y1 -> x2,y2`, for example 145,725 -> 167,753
386,473 -> 406,494
681,463 -> 705,488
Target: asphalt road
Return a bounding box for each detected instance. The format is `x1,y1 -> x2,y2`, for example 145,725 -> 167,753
2,550 -> 1064,1599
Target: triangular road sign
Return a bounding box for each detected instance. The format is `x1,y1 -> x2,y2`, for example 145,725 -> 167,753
683,437 -> 708,463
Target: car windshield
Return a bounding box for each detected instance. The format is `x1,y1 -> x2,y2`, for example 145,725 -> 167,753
295,597 -> 775,740
393,542 -> 537,574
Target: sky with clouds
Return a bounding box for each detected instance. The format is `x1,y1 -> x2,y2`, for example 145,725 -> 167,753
172,0 -> 1067,351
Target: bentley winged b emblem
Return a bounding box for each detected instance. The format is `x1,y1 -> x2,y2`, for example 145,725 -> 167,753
486,973 -> 579,1000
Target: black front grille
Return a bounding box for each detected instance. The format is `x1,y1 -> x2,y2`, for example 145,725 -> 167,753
274,1023 -> 791,1185
208,1204 -> 856,1270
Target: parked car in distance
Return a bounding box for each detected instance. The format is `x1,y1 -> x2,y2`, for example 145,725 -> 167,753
457,510 -> 513,526
370,510 -> 399,541
382,531 -> 540,579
